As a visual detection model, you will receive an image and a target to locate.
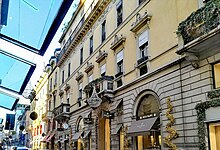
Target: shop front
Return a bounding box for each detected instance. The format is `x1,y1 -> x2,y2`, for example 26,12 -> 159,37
129,91 -> 162,150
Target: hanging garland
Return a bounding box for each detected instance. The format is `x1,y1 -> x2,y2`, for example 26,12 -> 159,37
164,97 -> 179,149
195,98 -> 220,150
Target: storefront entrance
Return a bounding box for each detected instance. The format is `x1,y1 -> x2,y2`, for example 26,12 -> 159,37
129,91 -> 162,150
209,122 -> 220,150
98,117 -> 110,150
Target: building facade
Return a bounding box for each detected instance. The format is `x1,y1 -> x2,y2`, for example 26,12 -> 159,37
31,0 -> 220,150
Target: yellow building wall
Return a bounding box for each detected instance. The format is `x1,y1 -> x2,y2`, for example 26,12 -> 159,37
58,0 -> 199,109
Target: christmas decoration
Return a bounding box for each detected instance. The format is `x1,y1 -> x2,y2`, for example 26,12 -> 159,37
164,97 -> 179,149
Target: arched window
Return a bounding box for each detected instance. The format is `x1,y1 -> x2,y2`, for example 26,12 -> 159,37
136,94 -> 160,120
76,117 -> 84,132
132,92 -> 161,150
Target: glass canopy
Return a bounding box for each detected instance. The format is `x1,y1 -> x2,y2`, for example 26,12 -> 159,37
0,92 -> 19,110
0,49 -> 36,94
0,0 -> 73,56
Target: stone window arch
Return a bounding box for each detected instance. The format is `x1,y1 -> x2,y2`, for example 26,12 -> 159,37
76,116 -> 85,132
133,90 -> 161,119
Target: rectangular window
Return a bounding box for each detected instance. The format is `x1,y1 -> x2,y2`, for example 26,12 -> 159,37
117,0 -> 123,26
100,64 -> 106,76
88,74 -> 93,83
140,65 -> 148,76
55,72 -> 57,85
139,0 -> 146,5
90,36 -> 93,54
80,48 -> 83,65
53,95 -> 56,109
67,93 -> 70,104
62,70 -> 65,84
138,30 -> 148,59
50,78 -> 52,90
49,101 -> 51,111
68,63 -> 71,77
116,51 -> 123,74
214,62 -> 220,88
101,21 -> 106,42
78,83 -> 82,107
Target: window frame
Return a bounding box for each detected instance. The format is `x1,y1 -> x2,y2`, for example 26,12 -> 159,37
116,0 -> 123,27
101,20 -> 106,42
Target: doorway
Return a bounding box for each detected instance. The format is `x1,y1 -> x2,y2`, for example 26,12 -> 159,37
98,117 -> 110,150
209,122 -> 220,150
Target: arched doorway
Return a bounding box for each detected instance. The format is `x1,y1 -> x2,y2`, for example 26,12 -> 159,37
131,91 -> 162,150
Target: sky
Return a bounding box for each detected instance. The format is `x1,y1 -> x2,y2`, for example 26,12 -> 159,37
0,0 -> 79,125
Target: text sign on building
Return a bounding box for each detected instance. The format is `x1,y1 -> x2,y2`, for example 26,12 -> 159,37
87,86 -> 102,108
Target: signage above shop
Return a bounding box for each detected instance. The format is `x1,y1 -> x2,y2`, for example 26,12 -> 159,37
87,86 -> 102,108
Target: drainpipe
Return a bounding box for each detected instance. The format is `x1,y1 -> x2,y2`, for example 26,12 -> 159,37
179,56 -> 186,148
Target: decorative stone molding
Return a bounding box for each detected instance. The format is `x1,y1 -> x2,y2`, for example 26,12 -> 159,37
110,34 -> 126,50
64,84 -> 71,91
84,62 -> 94,73
49,56 -> 56,66
45,64 -> 52,73
130,11 -> 152,32
59,90 -> 64,97
183,52 -> 199,69
75,72 -> 84,81
96,50 -> 108,63
52,89 -> 57,95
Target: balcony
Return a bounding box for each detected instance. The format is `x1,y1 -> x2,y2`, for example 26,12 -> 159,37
137,56 -> 148,66
84,76 -> 114,100
53,103 -> 70,121
176,0 -> 220,59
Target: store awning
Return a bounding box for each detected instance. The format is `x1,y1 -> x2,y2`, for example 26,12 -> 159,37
0,0 -> 74,56
112,124 -> 123,135
127,117 -> 158,134
83,130 -> 91,139
72,131 -> 83,141
109,99 -> 122,112
46,131 -> 55,142
0,50 -> 36,94
0,91 -> 19,110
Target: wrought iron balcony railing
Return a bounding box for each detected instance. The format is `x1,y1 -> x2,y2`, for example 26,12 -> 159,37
177,0 -> 220,45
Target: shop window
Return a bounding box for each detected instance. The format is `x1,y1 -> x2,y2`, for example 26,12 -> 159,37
209,122 -> 220,150
135,94 -> 161,149
213,62 -> 220,88
119,128 -> 124,150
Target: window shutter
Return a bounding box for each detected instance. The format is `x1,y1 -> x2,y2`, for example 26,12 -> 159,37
101,64 -> 106,74
79,83 -> 82,90
116,51 -> 123,63
88,75 -> 93,82
139,30 -> 148,47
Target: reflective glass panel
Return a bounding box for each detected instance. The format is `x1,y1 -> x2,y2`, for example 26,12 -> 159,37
0,93 -> 18,110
